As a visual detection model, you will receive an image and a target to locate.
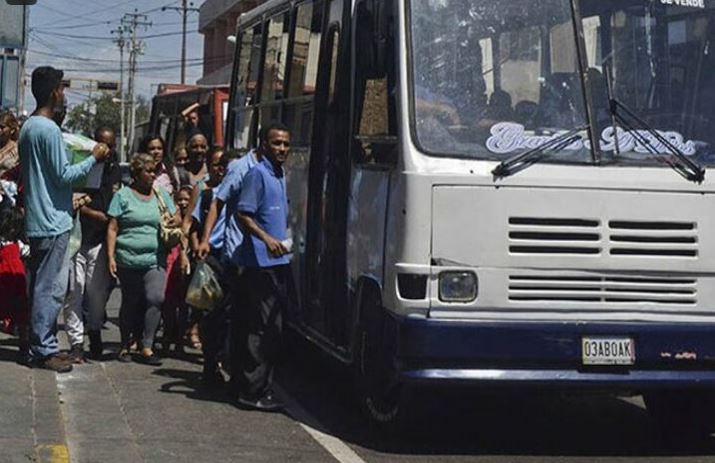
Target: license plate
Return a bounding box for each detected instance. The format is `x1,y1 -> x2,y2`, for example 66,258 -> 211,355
581,336 -> 635,366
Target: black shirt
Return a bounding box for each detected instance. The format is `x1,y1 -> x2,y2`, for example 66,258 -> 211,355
80,154 -> 123,247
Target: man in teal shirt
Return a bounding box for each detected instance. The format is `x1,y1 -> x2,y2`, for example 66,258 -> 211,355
19,66 -> 109,372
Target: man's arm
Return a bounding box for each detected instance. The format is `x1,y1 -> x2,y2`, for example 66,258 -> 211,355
237,212 -> 288,257
196,197 -> 223,260
46,130 -> 108,185
80,206 -> 108,224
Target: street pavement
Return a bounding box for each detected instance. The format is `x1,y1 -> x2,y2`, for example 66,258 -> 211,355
3,289 -> 715,462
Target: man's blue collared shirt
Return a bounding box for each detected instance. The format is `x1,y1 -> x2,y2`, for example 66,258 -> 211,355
192,186 -> 226,251
216,150 -> 258,266
237,157 -> 290,268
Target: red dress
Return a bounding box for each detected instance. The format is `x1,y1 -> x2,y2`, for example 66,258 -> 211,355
0,242 -> 28,334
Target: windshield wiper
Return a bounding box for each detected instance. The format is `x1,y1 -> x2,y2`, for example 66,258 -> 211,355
492,125 -> 588,179
608,98 -> 705,184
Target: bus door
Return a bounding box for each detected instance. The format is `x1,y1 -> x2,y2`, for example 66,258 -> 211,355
303,0 -> 350,343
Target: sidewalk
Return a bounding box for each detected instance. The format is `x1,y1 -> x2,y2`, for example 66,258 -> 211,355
0,334 -> 69,463
0,289 -> 334,463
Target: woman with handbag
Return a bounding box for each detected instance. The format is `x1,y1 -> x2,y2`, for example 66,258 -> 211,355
106,153 -> 184,365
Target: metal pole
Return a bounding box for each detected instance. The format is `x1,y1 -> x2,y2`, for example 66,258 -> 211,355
181,0 -> 187,84
119,39 -> 126,160
122,11 -> 151,155
128,35 -> 135,156
163,2 -> 199,84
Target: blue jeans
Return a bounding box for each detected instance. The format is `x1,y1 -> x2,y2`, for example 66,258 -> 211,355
28,232 -> 70,358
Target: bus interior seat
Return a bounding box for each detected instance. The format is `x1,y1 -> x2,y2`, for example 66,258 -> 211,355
514,100 -> 539,127
539,72 -> 581,126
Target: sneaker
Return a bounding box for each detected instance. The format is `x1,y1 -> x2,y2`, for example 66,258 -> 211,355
236,391 -> 284,412
37,354 -> 73,373
68,344 -> 85,364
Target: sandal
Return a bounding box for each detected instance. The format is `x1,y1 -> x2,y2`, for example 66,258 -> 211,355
137,348 -> 162,366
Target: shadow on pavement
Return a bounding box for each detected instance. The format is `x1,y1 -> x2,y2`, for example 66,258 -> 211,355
275,335 -> 715,459
0,337 -> 26,364
153,367 -> 233,405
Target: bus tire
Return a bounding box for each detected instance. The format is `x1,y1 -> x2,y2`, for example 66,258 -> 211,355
354,283 -> 410,432
643,390 -> 715,440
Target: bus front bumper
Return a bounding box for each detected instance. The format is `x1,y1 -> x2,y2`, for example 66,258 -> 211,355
394,315 -> 715,389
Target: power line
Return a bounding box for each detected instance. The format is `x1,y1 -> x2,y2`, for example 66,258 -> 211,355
27,48 -> 209,65
32,30 -> 188,41
33,0 -> 148,28
33,20 -> 197,32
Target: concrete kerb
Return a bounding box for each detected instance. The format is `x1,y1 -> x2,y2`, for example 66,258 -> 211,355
32,369 -> 70,463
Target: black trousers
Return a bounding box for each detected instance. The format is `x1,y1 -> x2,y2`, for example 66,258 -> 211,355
230,265 -> 290,398
199,254 -> 233,372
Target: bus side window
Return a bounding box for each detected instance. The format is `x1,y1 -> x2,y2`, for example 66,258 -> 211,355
233,23 -> 263,149
284,0 -> 324,147
261,12 -> 290,103
236,27 -> 255,107
354,0 -> 397,165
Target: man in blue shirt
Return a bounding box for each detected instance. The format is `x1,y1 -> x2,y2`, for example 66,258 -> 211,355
19,66 -> 110,372
232,121 -> 292,411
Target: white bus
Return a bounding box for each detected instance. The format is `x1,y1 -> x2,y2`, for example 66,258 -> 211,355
226,0 -> 715,430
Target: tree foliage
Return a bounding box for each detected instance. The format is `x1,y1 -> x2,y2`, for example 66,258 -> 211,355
65,92 -> 150,137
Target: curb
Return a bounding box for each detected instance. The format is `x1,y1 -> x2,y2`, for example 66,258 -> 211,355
32,370 -> 70,463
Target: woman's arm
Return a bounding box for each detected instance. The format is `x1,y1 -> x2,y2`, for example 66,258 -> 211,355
182,185 -> 200,235
106,217 -> 119,279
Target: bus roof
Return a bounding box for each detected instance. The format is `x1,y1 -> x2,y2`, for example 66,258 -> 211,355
237,0 -> 290,28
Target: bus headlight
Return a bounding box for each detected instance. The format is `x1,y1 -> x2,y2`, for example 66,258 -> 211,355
439,271 -> 478,303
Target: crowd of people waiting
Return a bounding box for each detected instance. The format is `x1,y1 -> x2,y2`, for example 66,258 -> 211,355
0,66 -> 293,411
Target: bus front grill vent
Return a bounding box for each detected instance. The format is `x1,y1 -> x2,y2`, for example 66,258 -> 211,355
608,220 -> 698,258
508,275 -> 697,305
508,217 -> 601,255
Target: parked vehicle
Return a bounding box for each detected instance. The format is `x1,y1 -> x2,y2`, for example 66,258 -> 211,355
148,83 -> 229,156
227,0 -> 715,432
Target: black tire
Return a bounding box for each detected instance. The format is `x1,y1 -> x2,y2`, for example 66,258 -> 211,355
354,285 -> 411,432
644,390 -> 715,440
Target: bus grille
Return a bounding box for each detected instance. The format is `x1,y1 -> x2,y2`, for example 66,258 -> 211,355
508,217 -> 698,258
508,275 -> 697,305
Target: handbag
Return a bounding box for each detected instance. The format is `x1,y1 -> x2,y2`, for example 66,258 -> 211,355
152,186 -> 184,248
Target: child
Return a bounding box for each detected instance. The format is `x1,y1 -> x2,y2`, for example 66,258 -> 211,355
0,174 -> 29,362
161,185 -> 192,355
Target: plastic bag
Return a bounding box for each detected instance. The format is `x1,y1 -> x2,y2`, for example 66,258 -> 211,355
68,214 -> 82,258
185,261 -> 223,311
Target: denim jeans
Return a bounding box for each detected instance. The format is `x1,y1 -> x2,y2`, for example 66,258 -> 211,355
28,232 -> 70,358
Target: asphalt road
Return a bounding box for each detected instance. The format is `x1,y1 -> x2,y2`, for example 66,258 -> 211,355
10,288 -> 715,462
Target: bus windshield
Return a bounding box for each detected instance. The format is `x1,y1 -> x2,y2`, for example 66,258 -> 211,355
410,0 -> 592,162
582,0 -> 715,166
410,0 -> 715,167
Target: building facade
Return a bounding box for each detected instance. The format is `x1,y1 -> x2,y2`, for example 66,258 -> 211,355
0,3 -> 29,111
198,0 -> 266,85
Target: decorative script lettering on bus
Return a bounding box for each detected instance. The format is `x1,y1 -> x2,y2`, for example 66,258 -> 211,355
486,122 -> 698,156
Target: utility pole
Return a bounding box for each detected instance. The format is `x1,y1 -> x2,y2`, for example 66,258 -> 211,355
162,0 -> 199,84
122,11 -> 151,155
112,25 -> 127,161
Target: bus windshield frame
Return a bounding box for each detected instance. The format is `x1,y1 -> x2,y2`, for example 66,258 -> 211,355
408,0 -> 715,169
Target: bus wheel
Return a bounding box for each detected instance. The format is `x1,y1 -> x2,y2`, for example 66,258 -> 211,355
355,287 -> 409,431
644,391 -> 715,440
